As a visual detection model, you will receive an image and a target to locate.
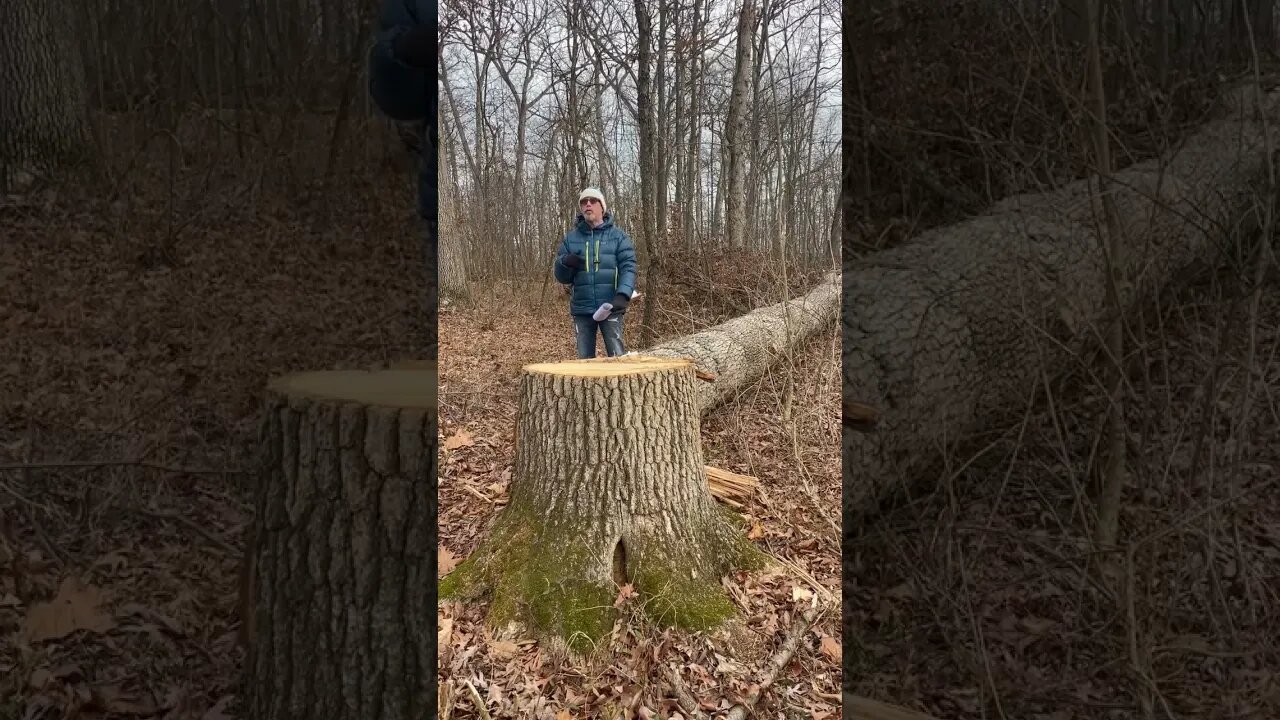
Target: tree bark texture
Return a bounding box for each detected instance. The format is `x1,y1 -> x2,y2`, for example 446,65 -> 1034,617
842,85 -> 1280,515
245,370 -> 438,720
644,272 -> 840,414
724,1 -> 757,250
438,129 -> 469,304
0,0 -> 90,188
440,358 -> 760,649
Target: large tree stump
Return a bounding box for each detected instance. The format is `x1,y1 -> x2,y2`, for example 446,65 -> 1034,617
441,356 -> 763,650
244,369 -> 437,720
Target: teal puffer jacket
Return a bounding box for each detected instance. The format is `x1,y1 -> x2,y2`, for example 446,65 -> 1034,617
553,212 -> 638,317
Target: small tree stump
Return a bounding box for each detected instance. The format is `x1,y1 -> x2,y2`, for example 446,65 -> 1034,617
244,369 -> 437,720
441,356 -> 762,650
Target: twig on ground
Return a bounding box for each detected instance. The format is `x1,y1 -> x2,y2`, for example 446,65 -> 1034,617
0,459 -> 249,475
461,485 -> 494,504
439,679 -> 455,720
128,507 -> 239,556
463,680 -> 492,720
665,665 -> 709,720
789,423 -> 839,543
724,604 -> 818,720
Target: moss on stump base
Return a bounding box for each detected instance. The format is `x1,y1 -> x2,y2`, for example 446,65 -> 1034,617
441,356 -> 764,651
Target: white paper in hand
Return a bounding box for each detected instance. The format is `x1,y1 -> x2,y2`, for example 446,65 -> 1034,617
592,303 -> 614,321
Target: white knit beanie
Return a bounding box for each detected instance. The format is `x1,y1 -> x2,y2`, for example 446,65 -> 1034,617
578,187 -> 607,212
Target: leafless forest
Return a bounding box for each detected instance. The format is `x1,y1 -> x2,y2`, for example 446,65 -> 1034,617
845,0 -> 1280,718
437,0 -> 841,323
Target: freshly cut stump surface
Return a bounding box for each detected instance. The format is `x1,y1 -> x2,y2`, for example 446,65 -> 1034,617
441,355 -> 762,650
245,369 -> 438,720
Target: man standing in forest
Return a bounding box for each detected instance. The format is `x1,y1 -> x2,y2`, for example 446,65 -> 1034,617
367,0 -> 437,358
554,188 -> 639,358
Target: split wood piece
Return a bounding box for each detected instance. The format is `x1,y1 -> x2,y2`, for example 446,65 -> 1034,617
705,465 -> 759,502
843,400 -> 879,433
439,355 -> 764,649
242,369 -> 437,720
844,694 -> 944,720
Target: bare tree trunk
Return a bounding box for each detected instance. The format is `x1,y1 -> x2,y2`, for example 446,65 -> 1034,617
440,358 -> 762,650
1084,0 -> 1129,567
439,130 -> 470,302
1258,0 -> 1274,54
746,0 -> 772,247
1156,0 -> 1170,88
245,370 -> 437,720
683,6 -> 700,247
656,0 -> 668,237
724,1 -> 757,250
635,0 -> 660,345
0,0 -> 90,190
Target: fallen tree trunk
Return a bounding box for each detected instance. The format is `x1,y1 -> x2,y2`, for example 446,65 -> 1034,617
643,271 -> 841,413
842,85 -> 1280,512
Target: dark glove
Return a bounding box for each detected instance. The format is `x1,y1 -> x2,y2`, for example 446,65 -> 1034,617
391,25 -> 434,69
562,253 -> 584,270
610,292 -> 630,311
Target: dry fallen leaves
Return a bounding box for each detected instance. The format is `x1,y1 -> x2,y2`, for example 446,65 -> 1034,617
23,576 -> 114,643
443,430 -> 475,451
439,546 -> 459,576
488,636 -> 521,660
818,634 -> 841,664
438,617 -> 454,659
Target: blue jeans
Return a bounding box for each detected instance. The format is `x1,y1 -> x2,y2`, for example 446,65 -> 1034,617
574,314 -> 626,358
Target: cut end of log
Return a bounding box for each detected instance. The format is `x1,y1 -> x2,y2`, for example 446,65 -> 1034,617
843,400 -> 879,432
524,355 -> 693,377
267,369 -> 437,409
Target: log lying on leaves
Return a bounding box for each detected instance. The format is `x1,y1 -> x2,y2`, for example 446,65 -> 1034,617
843,85 -> 1280,512
843,694 -> 945,720
644,272 -> 841,414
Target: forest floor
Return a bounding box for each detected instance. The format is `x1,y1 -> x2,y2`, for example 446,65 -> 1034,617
843,275 -> 1280,719
436,281 -> 842,719
0,164 -> 426,719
